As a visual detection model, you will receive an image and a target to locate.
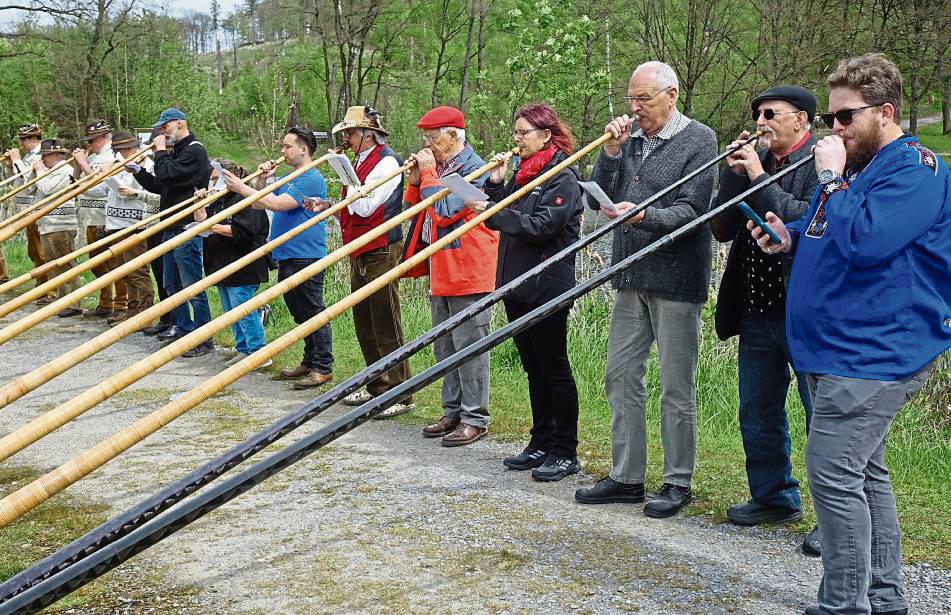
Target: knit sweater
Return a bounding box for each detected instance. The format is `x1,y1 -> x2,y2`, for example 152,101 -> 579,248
104,156 -> 160,230
34,162 -> 77,235
77,146 -> 116,229
590,119 -> 718,303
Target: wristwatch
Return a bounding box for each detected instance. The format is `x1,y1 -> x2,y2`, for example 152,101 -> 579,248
818,168 -> 839,184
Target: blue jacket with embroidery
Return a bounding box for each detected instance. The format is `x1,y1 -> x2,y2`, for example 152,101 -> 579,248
785,135 -> 951,380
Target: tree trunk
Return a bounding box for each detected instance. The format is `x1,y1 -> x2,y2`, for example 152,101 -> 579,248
910,71 -> 920,135
458,0 -> 477,110
942,71 -> 950,135
216,39 -> 223,95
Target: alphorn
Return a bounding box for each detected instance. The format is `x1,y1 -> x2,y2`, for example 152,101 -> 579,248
0,137 -> 589,525
0,150 -> 151,243
0,157 -> 285,300
0,195 -> 193,295
0,165 -> 31,189
0,157 -> 285,323
0,152 -> 400,409
0,157 -> 76,217
0,155 -> 321,342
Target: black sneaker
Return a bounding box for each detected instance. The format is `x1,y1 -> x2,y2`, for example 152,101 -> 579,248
644,483 -> 692,518
727,500 -> 804,526
574,477 -> 645,504
532,455 -> 581,482
182,341 -> 214,358
503,447 -> 547,471
802,525 -> 821,557
142,322 -> 171,336
805,607 -> 907,615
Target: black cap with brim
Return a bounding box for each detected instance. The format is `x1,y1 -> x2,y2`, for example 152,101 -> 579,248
751,85 -> 817,123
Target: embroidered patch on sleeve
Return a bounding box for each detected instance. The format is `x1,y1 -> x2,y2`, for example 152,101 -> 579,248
906,142 -> 938,176
554,196 -> 565,206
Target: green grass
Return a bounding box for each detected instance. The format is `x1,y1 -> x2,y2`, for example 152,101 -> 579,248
918,123 -> 951,165
2,200 -> 948,571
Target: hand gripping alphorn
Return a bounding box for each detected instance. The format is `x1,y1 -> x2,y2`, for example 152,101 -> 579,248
0,155 -> 299,338
0,140 -> 535,523
0,158 -> 285,313
0,132 -> 766,601
0,153 -> 399,410
0,194 -> 198,295
0,157 -> 77,224
0,152 -> 151,243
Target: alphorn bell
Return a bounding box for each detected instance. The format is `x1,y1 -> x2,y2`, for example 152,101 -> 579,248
0,157 -> 286,320
0,155 -> 324,343
0,150 -> 151,244
0,136 -> 589,524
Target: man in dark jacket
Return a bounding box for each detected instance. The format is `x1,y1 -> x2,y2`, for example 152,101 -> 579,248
711,86 -> 820,553
135,108 -> 213,356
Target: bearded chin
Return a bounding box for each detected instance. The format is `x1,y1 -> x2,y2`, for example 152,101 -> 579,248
846,122 -> 881,172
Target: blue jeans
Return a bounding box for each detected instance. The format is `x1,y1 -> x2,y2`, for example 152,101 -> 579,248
218,284 -> 265,354
738,312 -> 813,510
162,230 -> 211,334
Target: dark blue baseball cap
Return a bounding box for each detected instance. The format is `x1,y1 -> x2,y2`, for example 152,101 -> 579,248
152,108 -> 187,128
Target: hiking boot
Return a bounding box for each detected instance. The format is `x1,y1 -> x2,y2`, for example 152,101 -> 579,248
644,483 -> 692,518
292,371 -> 333,389
575,477 -> 645,504
182,341 -> 214,358
84,307 -> 116,318
342,390 -> 374,406
157,325 -> 183,340
142,322 -> 171,336
280,365 -> 313,380
422,416 -> 460,438
374,400 -> 416,420
532,455 -> 581,482
56,307 -> 82,318
802,525 -> 821,557
727,500 -> 804,526
106,311 -> 128,326
224,352 -> 248,367
503,447 -> 547,471
440,424 -> 487,447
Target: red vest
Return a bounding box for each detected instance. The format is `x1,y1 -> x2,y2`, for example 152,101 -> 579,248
338,144 -> 402,258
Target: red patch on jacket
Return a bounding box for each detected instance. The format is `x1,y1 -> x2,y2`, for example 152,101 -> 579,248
554,196 -> 564,206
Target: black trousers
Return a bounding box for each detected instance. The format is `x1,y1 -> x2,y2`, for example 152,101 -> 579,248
278,259 -> 333,374
148,233 -> 172,324
504,299 -> 579,457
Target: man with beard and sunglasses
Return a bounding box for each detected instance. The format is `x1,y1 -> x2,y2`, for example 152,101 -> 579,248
749,53 -> 950,615
710,86 -> 820,552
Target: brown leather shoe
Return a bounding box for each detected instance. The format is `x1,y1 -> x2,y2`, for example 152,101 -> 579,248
292,371 -> 333,389
280,365 -> 313,380
441,423 -> 487,447
84,307 -> 116,318
106,310 -> 128,326
422,416 -> 460,438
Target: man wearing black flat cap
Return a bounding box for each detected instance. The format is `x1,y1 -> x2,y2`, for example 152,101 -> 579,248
710,85 -> 820,551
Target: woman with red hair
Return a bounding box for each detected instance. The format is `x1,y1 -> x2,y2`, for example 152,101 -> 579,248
465,102 -> 583,482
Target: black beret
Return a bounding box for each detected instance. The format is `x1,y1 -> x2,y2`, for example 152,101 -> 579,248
751,85 -> 817,123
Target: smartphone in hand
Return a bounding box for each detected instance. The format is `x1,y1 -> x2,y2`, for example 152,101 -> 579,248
738,201 -> 782,245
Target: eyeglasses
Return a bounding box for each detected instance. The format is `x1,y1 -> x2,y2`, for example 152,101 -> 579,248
819,105 -> 879,129
623,87 -> 670,105
752,108 -> 801,122
422,132 -> 444,143
512,128 -> 544,139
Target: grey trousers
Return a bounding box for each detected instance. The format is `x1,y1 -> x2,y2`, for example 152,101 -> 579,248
805,363 -> 933,615
431,293 -> 491,427
606,289 -> 701,488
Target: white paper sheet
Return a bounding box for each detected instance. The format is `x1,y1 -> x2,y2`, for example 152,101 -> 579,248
579,181 -> 618,214
438,172 -> 489,201
327,152 -> 361,186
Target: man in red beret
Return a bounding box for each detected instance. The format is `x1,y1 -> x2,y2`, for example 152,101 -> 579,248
403,105 -> 499,447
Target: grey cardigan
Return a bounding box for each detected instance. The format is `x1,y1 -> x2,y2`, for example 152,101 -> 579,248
590,119 -> 718,303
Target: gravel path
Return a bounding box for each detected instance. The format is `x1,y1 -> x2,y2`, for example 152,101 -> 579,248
1,304 -> 949,614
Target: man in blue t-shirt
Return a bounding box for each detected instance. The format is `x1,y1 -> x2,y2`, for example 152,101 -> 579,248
750,54 -> 950,615
223,127 -> 334,389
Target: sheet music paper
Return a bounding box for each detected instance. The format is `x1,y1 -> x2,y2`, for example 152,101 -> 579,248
327,151 -> 361,186
579,181 -> 618,214
438,173 -> 490,201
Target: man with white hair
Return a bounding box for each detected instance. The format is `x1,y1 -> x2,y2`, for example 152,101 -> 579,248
576,61 -> 717,518
402,105 -> 498,446
74,120 -> 124,318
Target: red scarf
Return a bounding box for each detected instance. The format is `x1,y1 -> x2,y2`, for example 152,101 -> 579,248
515,144 -> 557,185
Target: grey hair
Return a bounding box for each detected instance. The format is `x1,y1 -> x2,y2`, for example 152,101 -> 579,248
633,61 -> 680,92
440,126 -> 466,143
357,128 -> 386,145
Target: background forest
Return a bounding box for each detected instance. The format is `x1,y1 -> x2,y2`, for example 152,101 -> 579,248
0,0 -> 949,156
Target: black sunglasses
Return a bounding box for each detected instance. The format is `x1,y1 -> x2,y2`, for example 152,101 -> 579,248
752,108 -> 801,122
819,105 -> 879,129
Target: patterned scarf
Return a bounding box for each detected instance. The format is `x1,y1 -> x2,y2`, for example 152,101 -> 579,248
515,144 -> 557,185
